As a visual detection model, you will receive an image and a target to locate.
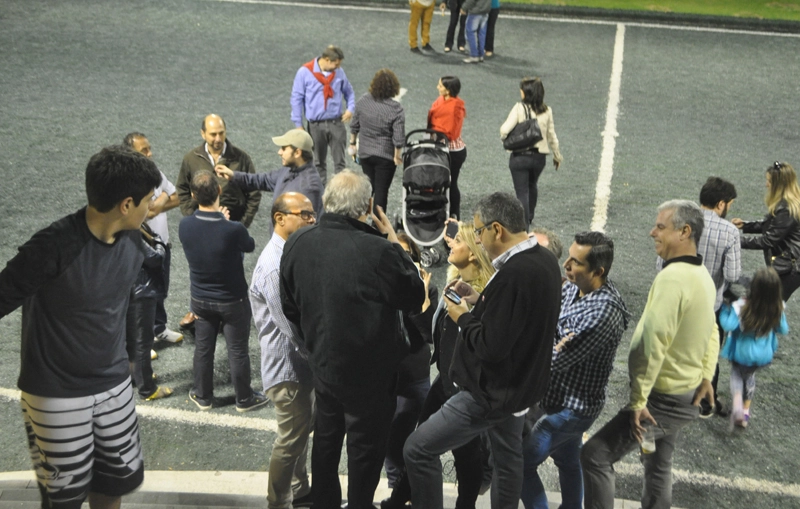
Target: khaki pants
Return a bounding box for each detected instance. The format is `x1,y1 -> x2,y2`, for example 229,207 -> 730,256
265,381 -> 315,509
409,1 -> 435,48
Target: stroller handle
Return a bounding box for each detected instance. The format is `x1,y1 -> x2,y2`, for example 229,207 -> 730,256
405,129 -> 450,145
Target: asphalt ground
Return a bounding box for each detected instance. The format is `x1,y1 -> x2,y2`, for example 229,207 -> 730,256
1,1 -> 800,507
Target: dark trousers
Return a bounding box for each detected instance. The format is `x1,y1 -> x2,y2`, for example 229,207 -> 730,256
127,296 -> 158,398
312,376 -> 397,509
360,155 -> 397,213
708,309 -> 724,407
404,390 -> 525,509
308,119 -> 348,185
449,148 -> 467,219
385,377 -> 431,487
190,297 -> 253,403
153,244 -> 171,335
780,270 -> 800,300
389,376 -> 483,508
581,391 -> 699,509
445,0 -> 466,49
509,151 -> 547,225
485,7 -> 500,52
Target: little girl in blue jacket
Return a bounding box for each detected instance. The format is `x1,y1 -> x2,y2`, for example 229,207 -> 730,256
719,267 -> 788,429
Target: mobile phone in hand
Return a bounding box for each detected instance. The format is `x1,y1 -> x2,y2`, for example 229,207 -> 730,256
446,221 -> 459,239
445,288 -> 462,305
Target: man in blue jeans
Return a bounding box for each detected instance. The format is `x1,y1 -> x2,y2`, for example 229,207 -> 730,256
461,0 -> 491,63
521,232 -> 630,509
179,170 -> 267,412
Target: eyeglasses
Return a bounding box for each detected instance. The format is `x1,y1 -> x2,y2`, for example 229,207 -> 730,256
770,161 -> 783,172
281,210 -> 316,221
474,222 -> 497,237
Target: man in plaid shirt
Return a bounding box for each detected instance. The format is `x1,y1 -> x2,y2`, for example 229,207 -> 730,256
521,231 -> 630,509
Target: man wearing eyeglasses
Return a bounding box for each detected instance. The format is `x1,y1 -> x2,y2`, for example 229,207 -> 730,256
404,192 -> 562,509
215,129 -> 323,235
250,192 -> 317,509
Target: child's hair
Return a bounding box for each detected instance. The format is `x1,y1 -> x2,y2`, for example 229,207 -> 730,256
740,267 -> 784,336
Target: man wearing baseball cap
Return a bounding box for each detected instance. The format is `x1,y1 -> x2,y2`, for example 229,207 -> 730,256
216,129 -> 324,230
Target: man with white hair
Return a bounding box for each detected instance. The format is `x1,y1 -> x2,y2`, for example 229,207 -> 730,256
581,200 -> 719,509
280,170 -> 425,509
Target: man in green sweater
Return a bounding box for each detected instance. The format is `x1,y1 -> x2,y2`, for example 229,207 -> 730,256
581,199 -> 719,509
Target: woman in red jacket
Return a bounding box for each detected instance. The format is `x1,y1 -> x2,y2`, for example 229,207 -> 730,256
428,76 -> 466,219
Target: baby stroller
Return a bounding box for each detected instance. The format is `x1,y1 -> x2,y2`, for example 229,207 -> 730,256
400,129 -> 451,267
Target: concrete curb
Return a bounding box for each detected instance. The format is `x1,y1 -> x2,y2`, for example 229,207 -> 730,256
286,0 -> 800,33
0,470 -> 681,508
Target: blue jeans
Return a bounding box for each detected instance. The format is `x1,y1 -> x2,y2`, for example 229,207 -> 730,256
404,390 -> 525,509
521,408 -> 596,509
191,297 -> 254,403
465,13 -> 488,57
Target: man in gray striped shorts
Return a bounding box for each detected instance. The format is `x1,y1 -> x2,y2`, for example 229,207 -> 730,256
0,145 -> 161,509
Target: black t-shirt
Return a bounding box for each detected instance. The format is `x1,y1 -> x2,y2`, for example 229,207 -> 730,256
0,208 -> 145,397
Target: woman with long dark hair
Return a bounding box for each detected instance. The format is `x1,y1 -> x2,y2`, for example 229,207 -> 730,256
500,77 -> 562,225
428,75 -> 466,219
350,69 -> 405,212
733,161 -> 800,301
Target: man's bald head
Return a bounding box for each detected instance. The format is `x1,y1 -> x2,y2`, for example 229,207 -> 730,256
273,192 -> 316,238
201,114 -> 227,153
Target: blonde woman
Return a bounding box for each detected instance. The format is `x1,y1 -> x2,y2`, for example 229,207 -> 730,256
500,77 -> 562,225
381,221 -> 495,509
733,161 -> 800,300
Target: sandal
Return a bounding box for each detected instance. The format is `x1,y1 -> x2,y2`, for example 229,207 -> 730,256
144,386 -> 173,401
444,46 -> 452,52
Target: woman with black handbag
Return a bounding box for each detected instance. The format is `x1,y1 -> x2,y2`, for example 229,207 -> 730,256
733,161 -> 800,301
500,77 -> 562,225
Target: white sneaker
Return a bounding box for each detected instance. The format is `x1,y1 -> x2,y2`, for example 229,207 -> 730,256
463,56 -> 483,64
156,329 -> 184,343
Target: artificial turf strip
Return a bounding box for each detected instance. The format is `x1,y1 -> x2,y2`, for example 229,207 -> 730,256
1,1 -> 800,507
504,0 -> 800,21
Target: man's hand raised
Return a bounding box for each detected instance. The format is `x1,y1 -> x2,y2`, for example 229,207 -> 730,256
215,164 -> 233,180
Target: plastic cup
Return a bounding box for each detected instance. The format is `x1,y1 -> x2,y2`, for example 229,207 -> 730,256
641,426 -> 656,454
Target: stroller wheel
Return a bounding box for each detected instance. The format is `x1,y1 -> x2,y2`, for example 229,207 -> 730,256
420,247 -> 440,268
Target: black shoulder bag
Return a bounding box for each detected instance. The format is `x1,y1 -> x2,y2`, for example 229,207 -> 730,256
502,103 -> 543,152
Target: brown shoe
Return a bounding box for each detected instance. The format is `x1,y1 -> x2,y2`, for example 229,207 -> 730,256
179,311 -> 196,328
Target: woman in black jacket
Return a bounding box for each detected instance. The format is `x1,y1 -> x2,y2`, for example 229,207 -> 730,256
733,161 -> 800,301
128,224 -> 173,400
382,221 -> 495,509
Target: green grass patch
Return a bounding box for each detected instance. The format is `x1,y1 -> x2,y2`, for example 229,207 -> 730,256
506,0 -> 800,21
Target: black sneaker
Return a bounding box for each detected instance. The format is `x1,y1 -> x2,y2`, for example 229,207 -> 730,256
714,400 -> 730,417
236,391 -> 269,413
421,44 -> 436,53
410,47 -> 423,54
293,490 -> 313,508
380,497 -> 410,509
189,389 -> 212,411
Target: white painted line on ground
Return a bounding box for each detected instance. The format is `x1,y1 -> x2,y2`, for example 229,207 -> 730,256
207,0 -> 800,38
590,23 -> 625,233
0,387 -> 278,432
615,461 -> 800,498
1,386 -> 798,497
